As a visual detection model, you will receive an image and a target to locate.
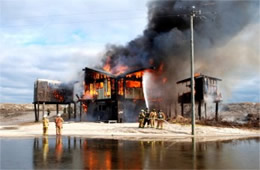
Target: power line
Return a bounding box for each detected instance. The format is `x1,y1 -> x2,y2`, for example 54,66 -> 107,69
4,9 -> 147,20
2,13 -> 197,28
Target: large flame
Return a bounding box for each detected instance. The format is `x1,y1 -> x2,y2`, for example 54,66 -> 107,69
82,73 -> 112,100
103,56 -> 129,76
103,56 -> 111,72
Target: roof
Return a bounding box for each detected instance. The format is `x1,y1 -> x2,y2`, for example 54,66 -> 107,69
83,66 -> 155,79
36,79 -> 61,84
176,74 -> 222,84
117,67 -> 155,78
83,67 -> 116,78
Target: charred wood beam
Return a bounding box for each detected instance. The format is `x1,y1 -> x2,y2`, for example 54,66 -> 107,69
68,103 -> 71,120
123,78 -> 142,81
56,104 -> 59,115
204,103 -> 207,119
37,102 -> 40,122
42,102 -> 45,118
198,101 -> 201,120
215,102 -> 219,121
80,102 -> 82,120
34,103 -> 38,122
74,102 -> 76,119
181,102 -> 184,116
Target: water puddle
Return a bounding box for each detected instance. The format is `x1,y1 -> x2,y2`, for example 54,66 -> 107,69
1,136 -> 259,169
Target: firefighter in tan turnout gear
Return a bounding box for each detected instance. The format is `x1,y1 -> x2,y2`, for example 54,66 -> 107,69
157,110 -> 166,129
55,114 -> 64,135
42,115 -> 49,135
138,109 -> 145,128
149,109 -> 157,128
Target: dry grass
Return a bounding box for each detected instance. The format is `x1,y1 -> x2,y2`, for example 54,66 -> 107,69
169,115 -> 260,130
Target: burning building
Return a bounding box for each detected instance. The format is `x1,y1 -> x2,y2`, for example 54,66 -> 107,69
79,67 -> 152,122
33,79 -> 75,121
177,73 -> 222,120
33,0 -> 257,122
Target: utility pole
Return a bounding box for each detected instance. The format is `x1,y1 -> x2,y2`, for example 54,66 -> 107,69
190,6 -> 201,136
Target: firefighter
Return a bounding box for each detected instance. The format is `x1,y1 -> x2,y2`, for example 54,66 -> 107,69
42,115 -> 49,135
55,114 -> 64,135
157,110 -> 166,129
149,109 -> 157,128
143,108 -> 150,128
138,109 -> 145,128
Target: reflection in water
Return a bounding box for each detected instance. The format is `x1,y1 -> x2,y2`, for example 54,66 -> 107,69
42,136 -> 49,164
82,139 -> 116,169
192,137 -> 196,170
55,136 -> 63,162
28,137 -> 260,169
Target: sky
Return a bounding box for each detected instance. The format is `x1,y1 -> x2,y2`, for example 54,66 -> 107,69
0,0 -> 259,104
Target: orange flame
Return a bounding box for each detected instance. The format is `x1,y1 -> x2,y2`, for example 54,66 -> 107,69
118,79 -> 124,96
194,73 -> 201,77
126,71 -> 145,78
103,56 -> 111,72
82,103 -> 88,112
114,65 -> 128,76
126,80 -> 141,88
53,90 -> 64,102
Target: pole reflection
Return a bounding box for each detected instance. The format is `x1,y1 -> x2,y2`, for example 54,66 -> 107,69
192,137 -> 197,170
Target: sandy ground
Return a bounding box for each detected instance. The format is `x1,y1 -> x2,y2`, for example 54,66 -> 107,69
0,103 -> 259,142
0,121 -> 259,142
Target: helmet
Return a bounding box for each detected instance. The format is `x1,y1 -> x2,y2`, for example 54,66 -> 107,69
57,113 -> 61,117
43,115 -> 47,118
141,109 -> 144,112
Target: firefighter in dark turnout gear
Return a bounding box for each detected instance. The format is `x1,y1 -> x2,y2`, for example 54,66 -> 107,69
157,110 -> 166,129
143,108 -> 150,128
138,109 -> 145,128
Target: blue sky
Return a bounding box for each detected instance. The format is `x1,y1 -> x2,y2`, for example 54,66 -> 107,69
0,0 -> 259,103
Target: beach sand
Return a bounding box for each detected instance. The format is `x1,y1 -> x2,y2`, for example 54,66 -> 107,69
0,121 -> 259,142
0,103 -> 259,142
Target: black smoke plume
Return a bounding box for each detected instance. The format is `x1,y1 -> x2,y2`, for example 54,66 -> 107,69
99,0 -> 259,103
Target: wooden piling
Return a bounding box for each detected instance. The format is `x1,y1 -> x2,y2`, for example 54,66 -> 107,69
56,104 -> 59,115
34,103 -> 38,122
198,101 -> 201,120
204,103 -> 207,119
215,102 -> 219,121
74,102 -> 77,119
37,102 -> 40,121
80,102 -> 82,120
42,102 -> 45,119
68,103 -> 71,120
181,102 -> 184,116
